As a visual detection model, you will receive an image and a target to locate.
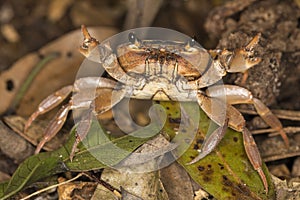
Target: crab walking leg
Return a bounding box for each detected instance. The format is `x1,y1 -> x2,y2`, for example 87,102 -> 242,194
70,108 -> 93,161
188,119 -> 229,164
25,77 -> 116,132
24,85 -> 73,132
74,77 -> 117,91
243,127 -> 268,194
32,77 -> 121,154
207,85 -> 289,147
194,93 -> 268,193
35,102 -> 72,154
70,87 -> 127,160
252,98 -> 289,147
245,33 -> 261,51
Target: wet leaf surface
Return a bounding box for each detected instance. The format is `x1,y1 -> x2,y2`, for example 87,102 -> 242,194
159,101 -> 276,200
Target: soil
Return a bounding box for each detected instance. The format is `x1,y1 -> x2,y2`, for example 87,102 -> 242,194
205,0 -> 300,109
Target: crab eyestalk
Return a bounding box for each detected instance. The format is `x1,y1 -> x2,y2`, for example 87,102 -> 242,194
79,25 -> 100,57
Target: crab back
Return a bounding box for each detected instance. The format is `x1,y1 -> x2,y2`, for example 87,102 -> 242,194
116,40 -> 213,81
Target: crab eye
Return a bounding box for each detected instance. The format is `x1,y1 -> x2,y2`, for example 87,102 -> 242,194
185,37 -> 197,51
128,32 -> 141,47
128,32 -> 136,44
188,37 -> 196,47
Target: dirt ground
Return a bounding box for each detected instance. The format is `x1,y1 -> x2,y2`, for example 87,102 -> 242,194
0,0 -> 299,199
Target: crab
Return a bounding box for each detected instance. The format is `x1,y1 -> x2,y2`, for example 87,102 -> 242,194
24,25 -> 289,193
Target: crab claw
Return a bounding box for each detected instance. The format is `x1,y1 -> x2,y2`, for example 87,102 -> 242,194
210,33 -> 262,74
229,33 -> 262,72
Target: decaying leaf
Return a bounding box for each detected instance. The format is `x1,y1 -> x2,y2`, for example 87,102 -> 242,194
123,0 -> 163,29
160,162 -> 194,200
100,168 -> 168,200
0,26 -> 117,116
57,177 -> 97,200
70,1 -> 125,27
91,184 -> 121,200
48,0 -> 74,22
272,175 -> 300,200
159,101 -> 276,200
0,116 -> 163,199
0,120 -> 34,163
4,115 -> 68,152
0,172 -> 10,183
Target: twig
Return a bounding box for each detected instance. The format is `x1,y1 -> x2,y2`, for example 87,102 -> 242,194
82,172 -> 122,197
20,173 -> 83,200
251,126 -> 300,136
263,151 -> 300,162
239,108 -> 300,121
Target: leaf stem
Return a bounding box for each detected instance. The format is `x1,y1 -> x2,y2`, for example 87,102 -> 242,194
9,52 -> 59,112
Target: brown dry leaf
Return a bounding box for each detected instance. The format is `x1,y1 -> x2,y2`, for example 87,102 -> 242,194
0,26 -> 117,116
123,0 -> 163,29
194,189 -> 213,200
3,115 -> 68,152
292,157 -> 300,177
48,0 -> 74,22
269,164 -> 290,179
160,162 -> 194,200
0,53 -> 38,115
0,171 -> 10,183
100,168 -> 168,200
258,136 -> 300,162
0,120 -> 34,163
272,175 -> 300,200
91,184 -> 121,200
70,1 -> 125,27
0,24 -> 20,43
57,177 -> 97,200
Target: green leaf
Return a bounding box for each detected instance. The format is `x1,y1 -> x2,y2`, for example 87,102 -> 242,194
64,118 -> 163,170
0,182 -> 8,198
158,101 -> 276,200
0,115 -> 163,199
0,152 -> 63,200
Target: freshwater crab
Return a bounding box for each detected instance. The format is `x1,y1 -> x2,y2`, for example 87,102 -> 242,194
24,25 -> 290,193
